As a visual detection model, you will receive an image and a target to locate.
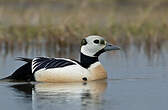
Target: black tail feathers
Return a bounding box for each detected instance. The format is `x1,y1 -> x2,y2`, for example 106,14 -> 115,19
0,75 -> 13,82
16,57 -> 32,63
1,57 -> 35,82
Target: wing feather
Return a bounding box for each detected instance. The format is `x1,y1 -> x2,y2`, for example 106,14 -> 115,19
32,57 -> 77,73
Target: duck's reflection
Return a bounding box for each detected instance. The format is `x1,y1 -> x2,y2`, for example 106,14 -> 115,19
33,80 -> 107,110
10,83 -> 34,96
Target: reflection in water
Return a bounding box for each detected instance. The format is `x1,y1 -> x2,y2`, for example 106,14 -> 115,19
9,83 -> 34,103
0,41 -> 80,59
7,80 -> 107,110
1,39 -> 168,110
33,80 -> 107,110
10,83 -> 34,96
0,38 -> 166,63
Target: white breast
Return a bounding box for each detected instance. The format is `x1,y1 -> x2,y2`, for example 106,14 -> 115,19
34,62 -> 107,83
34,65 -> 90,83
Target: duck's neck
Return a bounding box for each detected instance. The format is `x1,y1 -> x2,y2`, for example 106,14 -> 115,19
80,52 -> 99,68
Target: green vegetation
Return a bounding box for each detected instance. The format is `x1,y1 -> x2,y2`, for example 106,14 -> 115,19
0,0 -> 168,52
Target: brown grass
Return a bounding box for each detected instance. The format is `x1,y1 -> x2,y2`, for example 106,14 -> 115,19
0,0 -> 168,56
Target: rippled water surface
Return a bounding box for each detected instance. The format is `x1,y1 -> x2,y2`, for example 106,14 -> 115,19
0,44 -> 168,110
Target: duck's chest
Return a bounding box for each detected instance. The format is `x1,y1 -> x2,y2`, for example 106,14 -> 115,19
87,62 -> 107,80
34,62 -> 107,82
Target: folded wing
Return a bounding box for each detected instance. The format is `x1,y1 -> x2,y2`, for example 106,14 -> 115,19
32,57 -> 77,73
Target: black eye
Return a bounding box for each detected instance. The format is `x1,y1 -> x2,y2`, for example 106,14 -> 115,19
93,40 -> 99,44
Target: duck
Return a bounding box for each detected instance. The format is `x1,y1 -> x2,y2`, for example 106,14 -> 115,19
2,35 -> 120,82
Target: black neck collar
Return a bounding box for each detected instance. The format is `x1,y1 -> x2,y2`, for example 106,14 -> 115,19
80,52 -> 98,68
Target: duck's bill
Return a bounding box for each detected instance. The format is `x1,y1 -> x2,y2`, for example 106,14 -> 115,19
104,43 -> 120,51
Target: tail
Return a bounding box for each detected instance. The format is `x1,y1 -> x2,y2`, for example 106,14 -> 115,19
0,57 -> 35,82
15,57 -> 32,63
0,75 -> 13,82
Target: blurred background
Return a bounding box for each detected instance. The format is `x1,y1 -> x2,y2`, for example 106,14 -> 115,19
0,1 -> 168,110
0,0 -> 168,57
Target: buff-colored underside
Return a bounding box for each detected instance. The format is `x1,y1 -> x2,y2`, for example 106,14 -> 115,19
34,62 -> 107,83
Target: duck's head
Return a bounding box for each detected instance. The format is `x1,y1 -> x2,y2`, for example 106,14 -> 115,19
80,35 -> 120,57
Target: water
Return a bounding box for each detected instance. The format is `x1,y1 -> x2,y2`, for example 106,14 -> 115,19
0,44 -> 168,110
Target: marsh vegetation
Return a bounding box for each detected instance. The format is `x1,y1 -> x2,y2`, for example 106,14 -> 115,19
0,0 -> 168,57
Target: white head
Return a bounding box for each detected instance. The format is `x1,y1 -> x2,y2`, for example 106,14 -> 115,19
80,35 -> 120,57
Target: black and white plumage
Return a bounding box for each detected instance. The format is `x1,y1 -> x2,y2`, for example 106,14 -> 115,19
2,35 -> 120,82
32,57 -> 77,74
